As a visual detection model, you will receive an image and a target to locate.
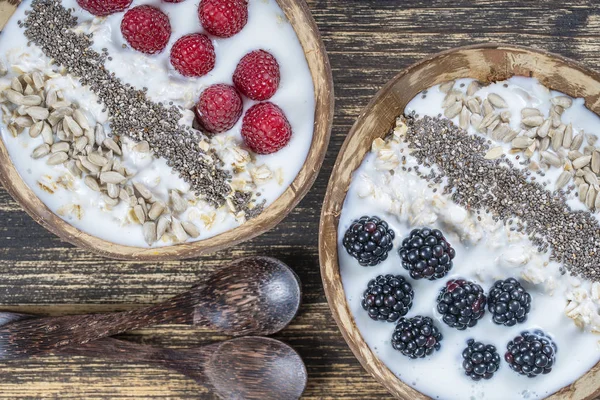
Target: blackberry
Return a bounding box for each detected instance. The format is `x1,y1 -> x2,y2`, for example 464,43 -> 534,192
505,331 -> 557,377
391,316 -> 443,358
488,278 -> 532,326
361,275 -> 414,322
343,216 -> 395,266
437,279 -> 486,330
462,339 -> 501,381
398,227 -> 455,280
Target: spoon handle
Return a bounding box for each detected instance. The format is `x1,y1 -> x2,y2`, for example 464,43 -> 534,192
0,287 -> 202,360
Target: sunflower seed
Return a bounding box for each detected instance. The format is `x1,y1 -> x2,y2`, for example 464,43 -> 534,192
482,99 -> 494,116
583,170 -> 599,186
51,142 -> 70,153
46,152 -> 68,165
170,218 -> 188,243
596,192 -> 600,211
40,122 -> 54,145
155,215 -> 170,239
570,133 -> 584,150
133,140 -> 150,153
491,124 -> 509,141
181,221 -> 200,238
487,118 -> 500,133
103,138 -> 122,155
562,124 -> 573,148
470,114 -> 483,131
84,176 -> 101,191
66,160 -> 81,177
500,110 -> 511,123
522,115 -> 544,127
556,171 -> 572,190
63,115 -> 83,137
148,201 -> 165,220
551,96 -> 573,109
24,85 -> 35,96
524,141 -> 537,159
587,186 -> 597,209
484,146 -> 504,160
74,136 -> 88,153
467,81 -> 481,96
133,205 -> 146,224
503,130 -> 518,143
539,137 -> 550,152
551,127 -> 565,151
73,109 -> 90,131
444,101 -> 462,119
521,108 -> 542,118
586,134 -> 598,146
103,195 -> 119,207
580,183 -> 590,202
573,155 -> 592,169
142,221 -> 157,245
487,93 -> 508,108
32,144 -> 50,159
105,183 -> 119,199
88,152 -> 108,167
512,137 -> 534,149
537,119 -> 551,138
80,157 -> 100,173
458,106 -> 470,130
540,151 -> 561,167
21,94 -> 42,107
100,171 -> 127,184
133,182 -> 152,200
584,146 -> 595,156
170,190 -> 188,213
480,112 -> 499,130
0,61 -> 6,77
464,98 -> 479,115
442,94 -> 458,109
32,71 -> 44,90
11,77 -> 23,93
28,121 -> 43,138
592,151 -> 600,174
439,80 -> 455,94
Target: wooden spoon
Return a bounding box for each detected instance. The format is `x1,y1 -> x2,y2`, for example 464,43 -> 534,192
63,336 -> 308,400
0,257 -> 302,360
0,313 -> 307,399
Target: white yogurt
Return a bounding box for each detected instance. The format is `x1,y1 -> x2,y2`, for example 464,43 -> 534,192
0,0 -> 315,247
338,77 -> 600,399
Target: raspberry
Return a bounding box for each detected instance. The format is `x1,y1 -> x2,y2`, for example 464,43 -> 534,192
199,0 -> 248,38
77,0 -> 132,16
121,6 -> 171,54
233,50 -> 280,101
241,102 -> 291,154
195,84 -> 243,134
170,33 -> 216,77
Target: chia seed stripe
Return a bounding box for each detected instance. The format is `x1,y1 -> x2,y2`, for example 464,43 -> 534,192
401,115 -> 600,281
21,0 -> 234,207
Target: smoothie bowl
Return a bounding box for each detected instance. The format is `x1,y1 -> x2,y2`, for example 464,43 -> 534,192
320,44 -> 600,400
0,0 -> 333,260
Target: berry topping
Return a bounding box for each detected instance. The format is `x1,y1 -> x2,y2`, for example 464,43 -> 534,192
121,6 -> 171,54
392,316 -> 443,359
195,84 -> 243,134
170,33 -> 216,77
77,0 -> 132,16
505,331 -> 557,378
488,278 -> 532,327
199,0 -> 248,38
361,275 -> 414,322
233,50 -> 280,101
241,102 -> 291,154
398,227 -> 455,280
437,279 -> 486,330
462,339 -> 501,381
343,216 -> 395,267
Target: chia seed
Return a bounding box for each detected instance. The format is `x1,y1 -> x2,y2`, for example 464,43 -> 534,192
22,0 -> 251,209
401,115 -> 600,280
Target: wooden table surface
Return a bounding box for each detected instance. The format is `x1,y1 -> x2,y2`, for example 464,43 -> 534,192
1,0 -> 600,398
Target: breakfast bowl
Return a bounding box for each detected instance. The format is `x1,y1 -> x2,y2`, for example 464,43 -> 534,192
0,0 -> 333,260
319,44 -> 600,400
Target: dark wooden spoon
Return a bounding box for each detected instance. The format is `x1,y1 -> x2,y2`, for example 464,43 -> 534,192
0,257 -> 301,361
63,336 -> 308,400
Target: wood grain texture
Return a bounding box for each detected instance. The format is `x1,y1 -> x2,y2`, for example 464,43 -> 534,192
0,0 -> 599,399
